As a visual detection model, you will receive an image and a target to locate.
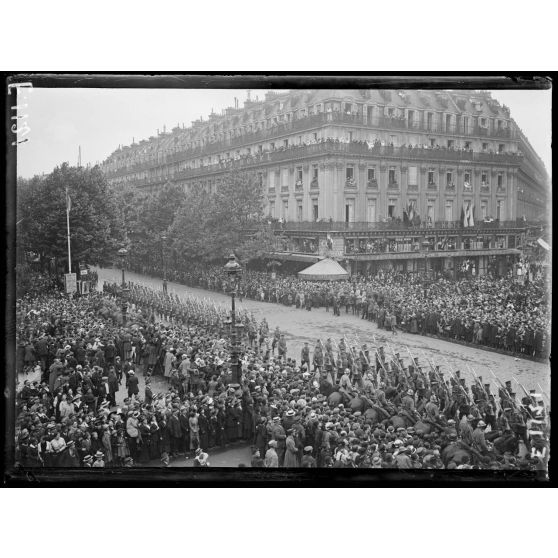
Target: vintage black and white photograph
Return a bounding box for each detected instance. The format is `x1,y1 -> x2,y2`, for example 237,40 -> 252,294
6,75 -> 552,481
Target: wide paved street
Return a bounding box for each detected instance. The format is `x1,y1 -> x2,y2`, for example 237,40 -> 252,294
97,266 -> 550,396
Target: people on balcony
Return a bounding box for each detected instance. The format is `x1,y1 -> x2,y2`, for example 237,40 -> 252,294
108,136 -> 524,180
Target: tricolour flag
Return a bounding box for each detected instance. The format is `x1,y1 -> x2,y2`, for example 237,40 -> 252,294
468,203 -> 475,227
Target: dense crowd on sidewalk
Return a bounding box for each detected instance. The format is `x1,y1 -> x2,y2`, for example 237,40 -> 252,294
130,261 -> 550,359
14,282 -> 549,472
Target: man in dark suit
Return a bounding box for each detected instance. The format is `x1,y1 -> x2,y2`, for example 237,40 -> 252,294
127,370 -> 139,399
168,410 -> 183,457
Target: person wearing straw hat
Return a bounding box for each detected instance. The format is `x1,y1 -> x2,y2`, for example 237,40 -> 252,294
264,440 -> 279,468
92,451 -> 105,468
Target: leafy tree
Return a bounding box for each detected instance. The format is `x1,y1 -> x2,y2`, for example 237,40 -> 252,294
119,181 -> 188,271
168,169 -> 268,263
235,224 -> 280,265
214,170 -> 264,228
17,163 -> 124,272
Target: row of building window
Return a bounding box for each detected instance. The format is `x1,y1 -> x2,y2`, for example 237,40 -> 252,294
277,165 -> 507,188
268,199 -> 507,223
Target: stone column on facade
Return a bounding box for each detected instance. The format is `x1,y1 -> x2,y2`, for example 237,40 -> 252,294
454,167 -> 463,223
324,161 -> 336,221
438,164 -> 446,222
490,168 -> 498,221
358,161 -> 367,221
400,163 -> 408,210
302,163 -> 310,221
317,162 -> 326,220
379,162 -> 388,221
288,166 -> 295,221
419,164 -> 427,221
334,161 -> 345,222
510,169 -> 521,220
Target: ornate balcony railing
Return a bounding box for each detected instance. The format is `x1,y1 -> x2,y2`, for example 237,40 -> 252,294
105,111 -> 517,178
310,179 -> 320,190
107,141 -> 523,183
265,219 -> 523,233
345,178 -> 357,188
367,179 -> 378,189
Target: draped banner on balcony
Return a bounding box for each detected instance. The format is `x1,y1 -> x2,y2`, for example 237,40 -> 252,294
462,201 -> 475,228
403,201 -> 420,227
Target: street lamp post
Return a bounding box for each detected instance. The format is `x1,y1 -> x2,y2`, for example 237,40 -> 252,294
161,234 -> 168,294
118,247 -> 129,326
421,239 -> 432,298
224,253 -> 243,385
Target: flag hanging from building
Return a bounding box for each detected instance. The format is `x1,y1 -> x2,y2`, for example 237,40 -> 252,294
468,202 -> 475,227
403,208 -> 409,226
408,201 -> 420,226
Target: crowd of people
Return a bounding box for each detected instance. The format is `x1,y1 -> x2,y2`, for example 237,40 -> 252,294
14,279 -> 549,472
131,262 -> 550,360
172,135 -> 522,179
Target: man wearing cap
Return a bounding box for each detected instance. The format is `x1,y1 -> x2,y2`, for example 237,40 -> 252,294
472,420 -> 489,455
270,417 -> 287,466
339,368 -> 354,400
424,395 -> 444,429
394,445 -> 412,469
127,370 -> 139,399
107,367 -> 119,407
278,334 -> 287,363
254,417 -> 269,459
301,342 -> 310,370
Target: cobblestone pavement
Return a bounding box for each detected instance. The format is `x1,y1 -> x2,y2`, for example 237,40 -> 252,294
96,267 -> 551,398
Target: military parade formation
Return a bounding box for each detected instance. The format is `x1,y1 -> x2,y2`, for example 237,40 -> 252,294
14,276 -> 550,471
129,260 -> 550,361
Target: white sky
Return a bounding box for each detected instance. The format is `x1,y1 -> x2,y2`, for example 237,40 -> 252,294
16,87 -> 552,179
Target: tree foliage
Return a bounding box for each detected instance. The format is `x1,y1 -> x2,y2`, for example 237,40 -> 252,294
168,169 -> 270,264
18,165 -> 274,274
17,163 -> 124,270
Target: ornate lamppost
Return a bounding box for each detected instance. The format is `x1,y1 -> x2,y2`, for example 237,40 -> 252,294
161,234 -> 168,294
224,253 -> 243,385
421,239 -> 433,298
118,247 -> 129,326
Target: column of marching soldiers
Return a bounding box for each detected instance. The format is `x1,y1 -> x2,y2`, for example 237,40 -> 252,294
105,280 -> 550,467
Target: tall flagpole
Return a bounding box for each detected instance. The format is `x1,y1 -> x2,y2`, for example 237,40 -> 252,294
66,186 -> 72,274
